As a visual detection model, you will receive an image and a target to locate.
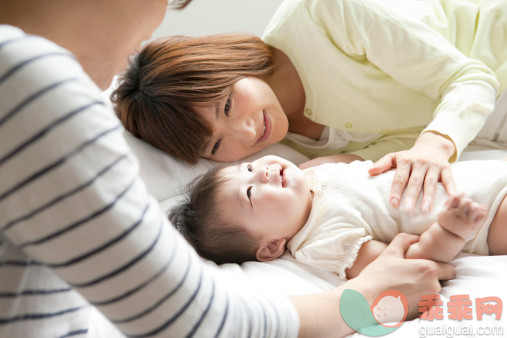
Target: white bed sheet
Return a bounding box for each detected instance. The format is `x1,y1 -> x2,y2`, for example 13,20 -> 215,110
91,131 -> 506,337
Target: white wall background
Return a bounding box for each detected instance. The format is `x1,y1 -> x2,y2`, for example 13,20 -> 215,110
153,0 -> 284,38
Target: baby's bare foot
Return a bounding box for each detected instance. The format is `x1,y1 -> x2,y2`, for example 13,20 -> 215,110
437,192 -> 488,241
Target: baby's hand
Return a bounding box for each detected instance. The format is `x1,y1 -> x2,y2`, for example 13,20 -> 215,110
437,192 -> 488,241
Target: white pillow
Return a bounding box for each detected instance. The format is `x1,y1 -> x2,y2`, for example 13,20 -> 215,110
123,130 -> 309,201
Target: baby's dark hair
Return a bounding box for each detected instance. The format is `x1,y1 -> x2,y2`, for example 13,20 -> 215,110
170,166 -> 260,264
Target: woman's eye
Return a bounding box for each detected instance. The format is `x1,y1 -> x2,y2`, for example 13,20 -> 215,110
224,96 -> 231,116
211,139 -> 221,155
247,164 -> 253,172
246,186 -> 252,200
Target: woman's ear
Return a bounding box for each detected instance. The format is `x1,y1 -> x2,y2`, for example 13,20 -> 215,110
256,238 -> 286,262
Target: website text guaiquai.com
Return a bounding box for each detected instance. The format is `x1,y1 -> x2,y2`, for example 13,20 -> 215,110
418,324 -> 504,337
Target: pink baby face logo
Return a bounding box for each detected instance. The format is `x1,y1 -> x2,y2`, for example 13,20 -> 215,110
371,290 -> 409,328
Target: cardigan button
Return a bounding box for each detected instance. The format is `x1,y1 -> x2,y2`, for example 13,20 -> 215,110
304,108 -> 313,116
345,122 -> 353,128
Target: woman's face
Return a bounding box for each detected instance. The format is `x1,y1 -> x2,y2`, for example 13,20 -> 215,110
195,77 -> 289,162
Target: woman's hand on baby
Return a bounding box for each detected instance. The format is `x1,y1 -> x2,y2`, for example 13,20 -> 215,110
298,154 -> 363,170
289,234 -> 455,336
368,132 -> 457,213
353,233 -> 456,320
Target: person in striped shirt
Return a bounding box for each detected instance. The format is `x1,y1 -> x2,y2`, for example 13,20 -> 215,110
0,0 -> 455,336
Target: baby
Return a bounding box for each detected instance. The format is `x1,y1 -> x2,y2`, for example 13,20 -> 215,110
171,156 -> 507,279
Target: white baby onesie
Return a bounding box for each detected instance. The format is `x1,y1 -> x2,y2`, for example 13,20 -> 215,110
287,160 -> 507,280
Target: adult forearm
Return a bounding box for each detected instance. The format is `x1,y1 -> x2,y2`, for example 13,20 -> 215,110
422,76 -> 498,161
289,287 -> 354,338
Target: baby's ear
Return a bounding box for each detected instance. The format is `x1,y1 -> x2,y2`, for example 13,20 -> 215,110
256,238 -> 286,262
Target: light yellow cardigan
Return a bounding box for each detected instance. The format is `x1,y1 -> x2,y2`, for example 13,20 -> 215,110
263,0 -> 505,161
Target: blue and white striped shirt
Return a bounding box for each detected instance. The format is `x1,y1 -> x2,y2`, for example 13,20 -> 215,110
0,25 -> 299,338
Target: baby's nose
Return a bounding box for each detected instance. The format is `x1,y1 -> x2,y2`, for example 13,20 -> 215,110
256,166 -> 270,183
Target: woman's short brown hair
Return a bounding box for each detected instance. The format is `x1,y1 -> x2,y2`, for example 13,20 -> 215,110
111,34 -> 273,164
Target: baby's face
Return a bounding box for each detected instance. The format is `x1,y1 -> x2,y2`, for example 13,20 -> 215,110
217,155 -> 313,243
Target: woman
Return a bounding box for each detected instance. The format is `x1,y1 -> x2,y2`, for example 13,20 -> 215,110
112,0 -> 505,212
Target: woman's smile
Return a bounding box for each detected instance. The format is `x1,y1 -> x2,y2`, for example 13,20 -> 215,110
256,110 -> 271,144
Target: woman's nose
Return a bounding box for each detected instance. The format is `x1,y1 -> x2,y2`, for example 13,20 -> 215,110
229,117 -> 257,144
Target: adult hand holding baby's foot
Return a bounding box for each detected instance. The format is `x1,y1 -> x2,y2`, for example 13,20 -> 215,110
438,192 -> 488,241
